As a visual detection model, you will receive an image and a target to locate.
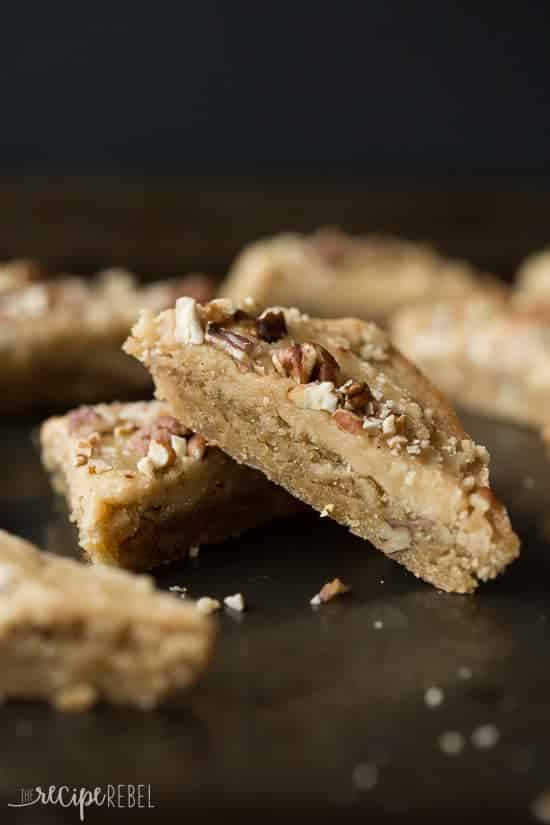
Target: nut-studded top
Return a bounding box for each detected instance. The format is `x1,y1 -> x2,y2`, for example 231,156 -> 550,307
127,297 -> 492,486
41,401 -> 210,503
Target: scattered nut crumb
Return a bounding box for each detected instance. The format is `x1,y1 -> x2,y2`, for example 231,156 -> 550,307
224,593 -> 246,612
169,585 -> 187,596
189,545 -> 200,559
438,731 -> 465,756
311,578 -> 351,606
471,724 -> 499,749
373,620 -> 383,629
523,476 -> 536,490
424,686 -> 444,708
352,762 -> 378,791
195,597 -> 221,615
457,666 -> 472,680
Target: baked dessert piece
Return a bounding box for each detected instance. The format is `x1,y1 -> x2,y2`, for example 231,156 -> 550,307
220,228 -> 482,324
0,259 -> 216,411
392,292 -> 550,429
41,400 -> 299,570
514,248 -> 550,310
0,529 -> 215,710
124,297 -> 519,593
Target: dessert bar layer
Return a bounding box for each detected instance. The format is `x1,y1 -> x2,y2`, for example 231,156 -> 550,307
125,298 -> 519,593
41,401 -> 299,571
0,529 -> 215,710
0,260 -> 215,410
392,293 -> 550,429
220,228 -> 485,325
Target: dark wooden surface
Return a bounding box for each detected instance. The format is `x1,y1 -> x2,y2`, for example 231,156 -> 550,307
1,176 -> 549,279
2,178 -> 550,823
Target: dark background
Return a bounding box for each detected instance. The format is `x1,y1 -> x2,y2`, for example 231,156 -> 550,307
0,4 -> 549,280
1,2 -> 549,175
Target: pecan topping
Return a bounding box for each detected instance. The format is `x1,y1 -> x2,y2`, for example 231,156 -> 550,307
234,308 -> 254,322
205,322 -> 255,361
255,309 -> 287,343
68,406 -> 110,435
333,409 -> 364,434
187,433 -> 207,461
202,298 -> 236,324
272,342 -> 340,384
129,415 -> 188,456
339,380 -> 372,413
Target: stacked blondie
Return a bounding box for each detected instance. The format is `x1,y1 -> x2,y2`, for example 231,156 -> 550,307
3,233 -> 531,710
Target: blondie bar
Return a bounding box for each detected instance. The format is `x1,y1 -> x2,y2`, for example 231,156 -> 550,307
125,298 -> 519,593
0,529 -> 215,710
392,293 -> 550,429
41,401 -> 299,570
221,228 -> 482,324
0,260 -> 215,410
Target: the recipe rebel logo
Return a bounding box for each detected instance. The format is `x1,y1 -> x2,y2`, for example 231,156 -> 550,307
8,784 -> 155,820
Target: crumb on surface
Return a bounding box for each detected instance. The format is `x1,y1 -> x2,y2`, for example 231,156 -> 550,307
424,686 -> 444,708
439,731 -> 465,756
457,666 -> 472,680
373,619 -> 383,629
224,593 -> 246,612
169,585 -> 187,596
189,545 -> 200,559
311,577 -> 351,606
471,724 -> 500,749
352,762 -> 378,792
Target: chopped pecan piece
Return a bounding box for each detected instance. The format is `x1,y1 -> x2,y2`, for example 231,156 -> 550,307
272,342 -> 341,384
333,409 -> 364,434
68,406 -> 111,435
187,433 -> 207,461
255,309 -> 287,342
128,415 -> 189,456
205,322 -> 255,361
202,298 -> 236,324
234,308 -> 254,322
272,344 -> 316,382
339,380 -> 372,413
